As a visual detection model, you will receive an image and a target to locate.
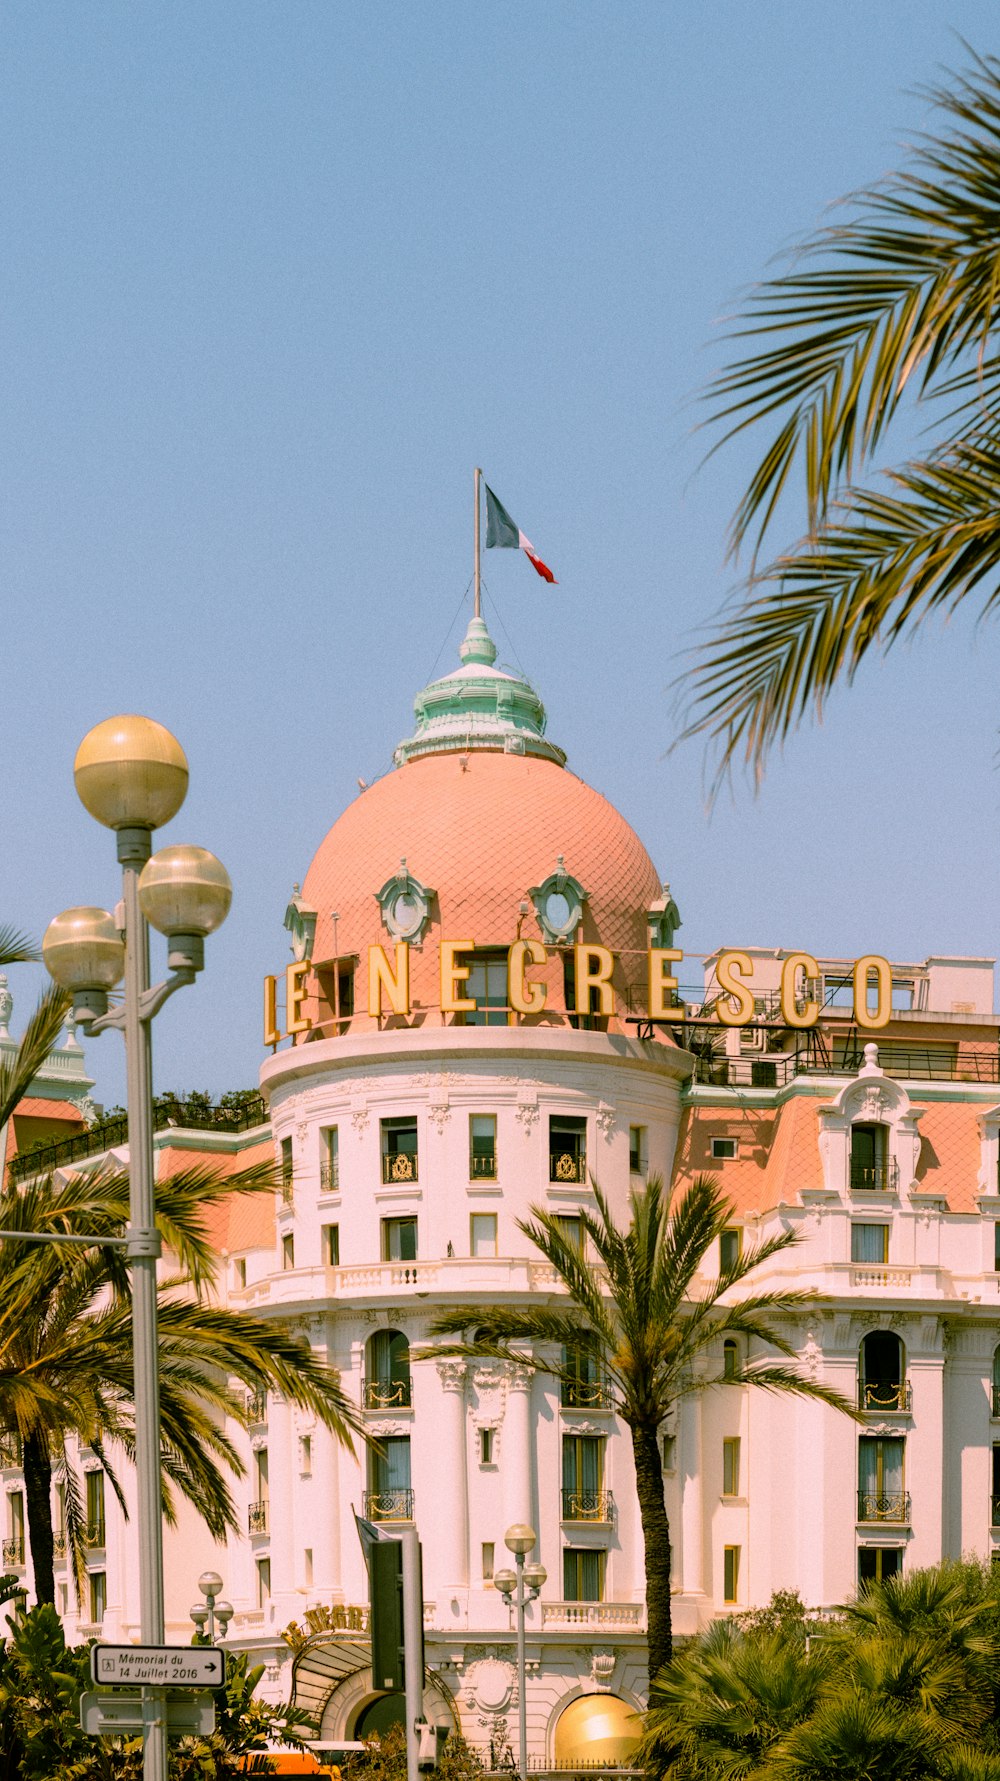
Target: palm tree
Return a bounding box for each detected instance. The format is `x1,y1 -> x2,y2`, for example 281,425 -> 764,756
680,51 -> 1000,785
0,1156 -> 363,1607
427,1172 -> 856,1688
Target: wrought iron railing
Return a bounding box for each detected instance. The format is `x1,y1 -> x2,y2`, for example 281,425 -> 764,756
320,1161 -> 339,1191
684,1045 -> 1000,1090
9,1093 -> 268,1183
246,1389 -> 267,1424
363,1488 -> 415,1522
280,1169 -> 293,1205
850,1162 -> 898,1193
858,1491 -> 910,1523
550,1151 -> 587,1183
2,1538 -> 24,1566
362,1376 -> 413,1410
53,1531 -> 66,1558
0,1436 -> 23,1469
993,1387 -> 1000,1419
382,1151 -> 418,1184
561,1489 -> 614,1522
248,1500 -> 269,1535
83,1520 -> 106,1549
470,1153 -> 497,1180
561,1379 -> 615,1410
859,1380 -> 912,1412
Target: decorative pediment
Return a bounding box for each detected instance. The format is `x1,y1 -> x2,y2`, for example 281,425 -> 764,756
528,857 -> 588,943
284,885 -> 317,962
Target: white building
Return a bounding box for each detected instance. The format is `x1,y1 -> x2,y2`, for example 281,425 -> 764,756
5,618 -> 1000,1764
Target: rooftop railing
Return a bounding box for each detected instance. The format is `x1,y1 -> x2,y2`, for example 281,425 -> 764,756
9,1094 -> 268,1183
690,1047 -> 1000,1090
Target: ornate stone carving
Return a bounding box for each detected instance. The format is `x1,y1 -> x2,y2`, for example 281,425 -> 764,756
436,1360 -> 467,1393
427,1103 -> 452,1135
295,1120 -> 309,1144
0,975 -> 11,1038
515,1101 -> 539,1134
590,1649 -> 616,1687
503,1363 -> 534,1394
596,1102 -> 616,1140
465,1657 -> 516,1714
351,1105 -> 370,1135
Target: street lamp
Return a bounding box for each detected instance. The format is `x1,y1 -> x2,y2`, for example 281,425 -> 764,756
494,1524 -> 546,1781
190,1570 -> 233,1645
42,715 -> 231,1781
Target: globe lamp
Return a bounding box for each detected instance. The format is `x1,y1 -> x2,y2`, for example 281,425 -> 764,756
74,715 -> 188,832
504,1524 -> 537,1557
138,846 -> 232,971
42,908 -> 125,1013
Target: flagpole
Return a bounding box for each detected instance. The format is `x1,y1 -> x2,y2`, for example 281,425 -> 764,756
474,466 -> 482,620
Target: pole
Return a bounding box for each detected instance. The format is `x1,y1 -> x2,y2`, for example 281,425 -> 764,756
120,827 -> 168,1781
515,1552 -> 527,1781
401,1527 -> 423,1781
474,466 -> 482,621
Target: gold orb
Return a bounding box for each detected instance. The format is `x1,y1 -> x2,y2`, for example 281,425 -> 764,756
74,715 -> 189,830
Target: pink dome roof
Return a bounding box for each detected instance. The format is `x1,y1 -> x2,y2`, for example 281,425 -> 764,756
301,750 -> 662,1025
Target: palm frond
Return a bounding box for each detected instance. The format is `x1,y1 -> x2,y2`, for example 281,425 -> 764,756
0,980 -> 71,1130
0,927 -> 38,969
678,435 -> 1000,783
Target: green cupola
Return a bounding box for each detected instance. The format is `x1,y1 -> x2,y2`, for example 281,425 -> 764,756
394,614 -> 566,767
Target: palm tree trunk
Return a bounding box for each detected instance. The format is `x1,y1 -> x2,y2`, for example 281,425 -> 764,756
630,1418 -> 672,1692
22,1431 -> 54,1607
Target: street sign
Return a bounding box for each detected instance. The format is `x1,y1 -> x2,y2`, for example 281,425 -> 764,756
90,1643 -> 227,1688
80,1691 -> 216,1737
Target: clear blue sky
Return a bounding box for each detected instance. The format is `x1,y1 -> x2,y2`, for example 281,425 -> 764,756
3,2 -> 998,1107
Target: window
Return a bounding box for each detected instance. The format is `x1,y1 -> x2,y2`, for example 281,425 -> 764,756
300,1435 -> 312,1477
85,1471 -> 105,1546
365,1330 -> 412,1408
851,1123 -> 891,1190
562,953 -> 606,1031
712,1137 -> 737,1161
994,1223 -> 1000,1272
381,1117 -> 418,1183
367,1435 -> 412,1520
304,1548 -> 313,1588
992,1447 -> 1000,1526
550,1115 -> 587,1183
852,1224 -> 889,1265
723,1339 -> 739,1380
661,1433 -> 677,1472
322,1126 -> 339,1192
255,1448 -> 270,1503
462,951 -> 510,1026
563,1548 -> 605,1602
860,1331 -> 906,1410
323,1224 -> 340,1266
234,1257 -> 247,1290
561,1338 -> 607,1408
471,1213 -> 498,1258
562,1434 -> 607,1519
629,1126 -> 647,1175
479,1428 -> 495,1465
282,1232 -> 295,1271
336,960 -> 355,1020
6,1490 -> 23,1563
723,1437 -> 741,1498
555,1214 -> 584,1254
723,1545 -> 740,1604
382,1217 -> 418,1263
858,1436 -> 906,1521
720,1228 -> 742,1273
470,1114 -> 497,1180
88,1570 -> 107,1624
256,1558 -> 271,1606
482,1542 -> 495,1582
993,1345 -> 1000,1418
858,1547 -> 902,1587
280,1136 -> 293,1196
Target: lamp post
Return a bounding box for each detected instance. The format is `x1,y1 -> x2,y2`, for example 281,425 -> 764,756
42,716 -> 232,1781
190,1570 -> 233,1644
494,1524 -> 546,1781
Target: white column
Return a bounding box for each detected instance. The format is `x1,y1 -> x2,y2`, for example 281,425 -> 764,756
503,1365 -> 534,1533
435,1361 -> 470,1592
679,1389 -> 705,1597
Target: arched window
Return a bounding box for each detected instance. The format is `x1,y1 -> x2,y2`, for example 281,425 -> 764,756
859,1330 -> 907,1411
850,1122 -> 893,1191
723,1339 -> 739,1381
363,1329 -> 411,1409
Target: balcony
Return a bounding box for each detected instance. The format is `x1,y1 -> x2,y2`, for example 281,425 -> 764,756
992,1497 -> 1000,1528
850,1161 -> 899,1193
382,1152 -> 418,1185
363,1489 -> 415,1522
320,1162 -> 339,1192
470,1152 -> 497,1181
248,1500 -> 269,1535
561,1489 -> 614,1523
83,1521 -> 106,1550
561,1379 -> 615,1411
541,1601 -> 643,1628
2,1538 -> 24,1567
858,1491 -> 911,1524
550,1152 -> 586,1184
245,1389 -> 267,1424
53,1531 -> 66,1559
859,1381 -> 912,1413
362,1376 -> 413,1410
9,1093 -> 268,1185
280,1169 -> 293,1206
0,1436 -> 23,1469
